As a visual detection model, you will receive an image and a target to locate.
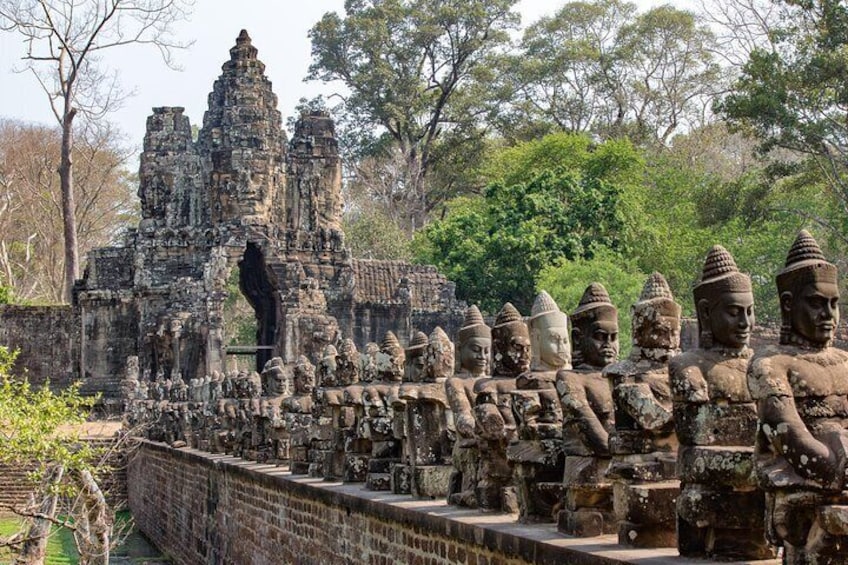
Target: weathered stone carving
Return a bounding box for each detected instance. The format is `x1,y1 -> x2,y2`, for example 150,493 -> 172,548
311,345 -> 348,479
398,327 -> 454,498
605,272 -> 680,548
473,302 -> 528,512
510,291 -> 569,523
390,330 -> 429,494
284,355 -> 316,474
446,306 -> 491,507
364,332 -> 405,490
670,245 -> 775,560
556,283 -> 618,536
75,30 -> 466,405
747,231 -> 848,564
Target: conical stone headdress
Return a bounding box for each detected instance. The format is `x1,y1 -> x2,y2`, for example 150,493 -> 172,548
406,330 -> 429,354
458,304 -> 491,342
529,290 -> 568,328
693,245 -> 752,304
381,331 -> 403,356
572,283 -> 617,324
634,272 -> 681,317
777,230 -> 837,293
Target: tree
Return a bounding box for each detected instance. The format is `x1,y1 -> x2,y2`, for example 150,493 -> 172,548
537,247 -> 645,355
499,1 -> 720,144
718,0 -> 848,231
0,0 -> 192,301
413,133 -> 644,311
307,0 -> 519,229
0,120 -> 136,303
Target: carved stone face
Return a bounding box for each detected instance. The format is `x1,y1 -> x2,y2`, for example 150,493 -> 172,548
700,291 -> 755,349
405,350 -> 426,382
294,363 -> 315,395
633,310 -> 680,350
785,281 -> 840,345
578,320 -> 619,368
459,336 -> 490,376
532,322 -> 570,370
497,334 -> 531,375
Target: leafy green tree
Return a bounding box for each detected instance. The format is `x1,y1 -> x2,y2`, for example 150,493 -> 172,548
537,247 -> 645,355
307,0 -> 519,229
719,0 -> 848,232
413,133 -> 643,312
499,0 -> 720,144
343,208 -> 412,260
0,346 -> 106,564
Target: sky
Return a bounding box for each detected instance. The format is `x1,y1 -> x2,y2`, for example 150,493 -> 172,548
0,0 -> 690,152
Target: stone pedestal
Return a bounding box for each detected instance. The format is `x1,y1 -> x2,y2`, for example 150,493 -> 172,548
558,456 -> 615,537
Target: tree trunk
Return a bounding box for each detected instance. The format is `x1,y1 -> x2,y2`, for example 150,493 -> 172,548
14,465 -> 64,565
60,109 -> 78,303
75,469 -> 110,565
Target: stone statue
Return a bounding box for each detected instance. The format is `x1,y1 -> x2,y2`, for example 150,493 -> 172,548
604,272 -> 681,548
361,342 -> 380,383
364,331 -> 405,490
317,344 -> 339,387
446,305 -> 491,507
391,330 -> 429,494
259,357 -> 289,462
747,230 -> 848,564
285,355 -> 316,474
336,338 -> 361,386
556,283 -> 619,537
399,327 -> 454,498
510,290 -> 569,523
473,302 -> 528,512
670,245 -> 775,560
311,344 -> 348,479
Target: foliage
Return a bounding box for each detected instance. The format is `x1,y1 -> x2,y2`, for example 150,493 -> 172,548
718,0 -> 848,237
413,134 -> 643,312
0,348 -> 97,480
223,268 -> 257,348
499,0 -> 721,144
308,0 -> 520,229
0,120 -> 137,304
343,208 -> 412,260
538,248 -> 645,355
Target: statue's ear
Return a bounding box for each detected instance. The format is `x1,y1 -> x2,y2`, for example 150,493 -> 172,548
571,326 -> 582,346
780,291 -> 793,314
697,299 -> 710,325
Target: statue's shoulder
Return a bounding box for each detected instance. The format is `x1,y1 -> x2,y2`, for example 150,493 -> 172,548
747,345 -> 794,399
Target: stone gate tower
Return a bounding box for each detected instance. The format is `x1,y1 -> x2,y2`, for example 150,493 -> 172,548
75,31 -> 464,397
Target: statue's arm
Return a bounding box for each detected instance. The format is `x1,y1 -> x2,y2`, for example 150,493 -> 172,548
446,378 -> 475,437
669,357 -> 709,404
559,378 -> 609,456
749,359 -> 845,488
616,381 -> 672,430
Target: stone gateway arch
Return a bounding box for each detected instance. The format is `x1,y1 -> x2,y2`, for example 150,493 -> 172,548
74,30 -> 464,394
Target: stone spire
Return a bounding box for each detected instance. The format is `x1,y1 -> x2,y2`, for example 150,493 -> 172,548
572,283 -> 616,322
197,29 -> 286,226
777,230 -> 837,293
458,305 -> 491,342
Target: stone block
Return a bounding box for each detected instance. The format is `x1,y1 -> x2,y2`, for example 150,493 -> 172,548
818,505 -> 848,536
565,484 -> 614,510
678,445 -> 755,488
365,472 -> 391,491
411,465 -> 452,499
617,520 -> 676,548
391,464 -> 411,494
674,402 -> 757,446
557,507 -> 617,537
343,454 -> 368,482
613,480 -> 679,526
563,455 -> 611,486
677,484 -> 766,529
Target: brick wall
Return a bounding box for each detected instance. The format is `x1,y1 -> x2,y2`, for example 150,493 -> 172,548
128,442 -> 696,565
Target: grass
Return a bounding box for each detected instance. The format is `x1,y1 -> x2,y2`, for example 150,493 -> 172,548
0,514 -> 79,564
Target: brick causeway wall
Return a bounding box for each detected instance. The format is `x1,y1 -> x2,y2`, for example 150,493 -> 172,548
128,442 -> 770,565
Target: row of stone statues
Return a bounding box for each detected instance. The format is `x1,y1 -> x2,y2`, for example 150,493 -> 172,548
122,230 -> 848,564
